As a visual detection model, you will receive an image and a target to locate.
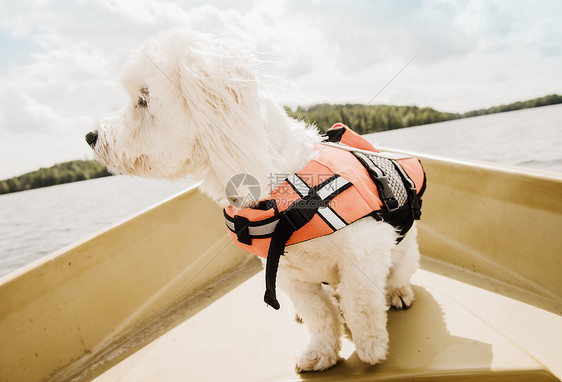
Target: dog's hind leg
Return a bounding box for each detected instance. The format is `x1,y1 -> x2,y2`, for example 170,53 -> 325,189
277,276 -> 342,372
338,244 -> 392,366
387,223 -> 420,309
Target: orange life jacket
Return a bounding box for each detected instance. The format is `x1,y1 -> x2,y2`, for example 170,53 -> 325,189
224,123 -> 426,309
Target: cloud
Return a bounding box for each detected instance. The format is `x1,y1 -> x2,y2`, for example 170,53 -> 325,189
0,87 -> 61,134
0,0 -> 560,178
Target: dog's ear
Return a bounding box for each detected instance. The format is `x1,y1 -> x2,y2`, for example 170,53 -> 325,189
223,64 -> 256,106
177,47 -> 273,190
177,48 -> 259,115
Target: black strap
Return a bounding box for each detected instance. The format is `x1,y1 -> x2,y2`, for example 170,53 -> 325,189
264,190 -> 323,309
351,151 -> 424,242
387,158 -> 423,222
264,175 -> 353,309
233,215 -> 252,245
263,216 -> 296,309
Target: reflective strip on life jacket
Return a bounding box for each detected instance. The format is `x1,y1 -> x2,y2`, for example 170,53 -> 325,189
287,173 -> 350,230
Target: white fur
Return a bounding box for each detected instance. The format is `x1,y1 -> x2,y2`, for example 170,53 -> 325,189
90,30 -> 421,372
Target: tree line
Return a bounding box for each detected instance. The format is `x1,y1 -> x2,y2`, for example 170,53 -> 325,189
286,93 -> 562,133
462,94 -> 562,118
1,94 -> 560,195
0,160 -> 111,195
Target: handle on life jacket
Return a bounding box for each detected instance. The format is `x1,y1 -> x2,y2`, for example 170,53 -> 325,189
325,123 -> 378,152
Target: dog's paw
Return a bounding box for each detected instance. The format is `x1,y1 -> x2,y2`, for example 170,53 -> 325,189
354,333 -> 389,366
387,285 -> 414,310
296,344 -> 339,372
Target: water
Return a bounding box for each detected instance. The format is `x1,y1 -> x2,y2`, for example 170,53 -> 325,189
0,105 -> 561,278
366,104 -> 562,173
0,176 -> 193,278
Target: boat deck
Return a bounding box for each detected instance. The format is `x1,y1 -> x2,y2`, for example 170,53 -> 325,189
92,258 -> 562,381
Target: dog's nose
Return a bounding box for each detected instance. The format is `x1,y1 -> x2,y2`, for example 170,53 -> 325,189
85,131 -> 98,147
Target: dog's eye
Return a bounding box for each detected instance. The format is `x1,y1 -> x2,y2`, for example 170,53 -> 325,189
137,87 -> 149,108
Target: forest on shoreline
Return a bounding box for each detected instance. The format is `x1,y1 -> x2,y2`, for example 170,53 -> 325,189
1,93 -> 560,195
0,160 -> 111,195
285,93 -> 562,133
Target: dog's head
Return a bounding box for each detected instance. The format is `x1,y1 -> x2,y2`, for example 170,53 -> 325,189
87,30 -> 273,186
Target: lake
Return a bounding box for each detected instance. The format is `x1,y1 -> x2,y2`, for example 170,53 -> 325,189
1,104 -> 561,277
366,104 -> 562,173
0,176 -> 193,277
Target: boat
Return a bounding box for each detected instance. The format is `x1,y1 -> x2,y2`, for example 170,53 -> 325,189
1,150 -> 561,381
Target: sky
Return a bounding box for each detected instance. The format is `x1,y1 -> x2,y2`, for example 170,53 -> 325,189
0,0 -> 561,179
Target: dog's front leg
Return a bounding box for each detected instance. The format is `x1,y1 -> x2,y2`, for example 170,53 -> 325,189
278,275 -> 342,372
338,251 -> 391,366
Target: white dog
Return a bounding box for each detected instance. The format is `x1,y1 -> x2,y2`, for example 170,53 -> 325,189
87,30 -> 420,372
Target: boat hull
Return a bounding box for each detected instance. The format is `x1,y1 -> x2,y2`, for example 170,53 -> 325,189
1,154 -> 561,381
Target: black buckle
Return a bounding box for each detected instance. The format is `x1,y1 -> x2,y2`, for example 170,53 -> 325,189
283,191 -> 322,231
384,198 -> 400,212
376,176 -> 396,201
233,215 -> 252,245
